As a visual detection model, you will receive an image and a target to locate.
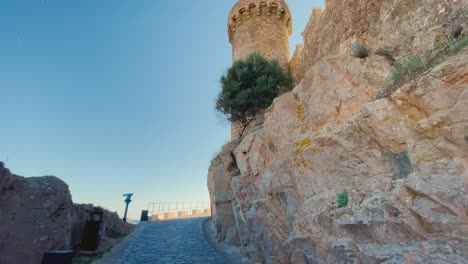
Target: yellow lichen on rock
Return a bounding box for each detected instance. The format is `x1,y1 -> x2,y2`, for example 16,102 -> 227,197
296,104 -> 306,122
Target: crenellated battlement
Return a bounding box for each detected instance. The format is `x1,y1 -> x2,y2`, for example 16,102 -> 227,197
228,0 -> 292,43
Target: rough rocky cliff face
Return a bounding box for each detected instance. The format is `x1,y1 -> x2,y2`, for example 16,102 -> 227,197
0,162 -> 134,264
208,0 -> 468,263
0,162 -> 73,264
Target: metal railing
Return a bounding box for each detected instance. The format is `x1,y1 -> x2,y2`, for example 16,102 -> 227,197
147,201 -> 211,219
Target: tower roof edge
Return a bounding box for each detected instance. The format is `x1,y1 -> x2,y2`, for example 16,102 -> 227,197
227,0 -> 292,42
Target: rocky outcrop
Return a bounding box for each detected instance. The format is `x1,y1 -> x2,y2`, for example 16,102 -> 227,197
208,0 -> 468,261
209,49 -> 468,263
0,162 -> 135,264
208,142 -> 242,246
0,162 -> 73,264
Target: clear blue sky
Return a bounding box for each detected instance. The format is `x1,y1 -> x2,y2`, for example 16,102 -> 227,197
0,0 -> 324,219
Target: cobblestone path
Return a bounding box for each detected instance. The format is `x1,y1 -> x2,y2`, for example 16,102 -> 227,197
113,217 -> 226,264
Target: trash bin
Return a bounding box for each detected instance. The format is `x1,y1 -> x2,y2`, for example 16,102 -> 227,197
140,210 -> 149,221
80,211 -> 104,251
41,250 -> 74,264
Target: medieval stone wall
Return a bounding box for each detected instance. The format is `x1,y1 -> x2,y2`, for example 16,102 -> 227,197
289,44 -> 304,85
300,0 -> 466,75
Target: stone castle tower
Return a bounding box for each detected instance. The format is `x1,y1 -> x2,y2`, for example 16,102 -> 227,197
228,0 -> 293,138
228,0 -> 292,72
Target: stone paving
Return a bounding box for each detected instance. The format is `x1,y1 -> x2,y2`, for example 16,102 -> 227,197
112,217 -> 226,264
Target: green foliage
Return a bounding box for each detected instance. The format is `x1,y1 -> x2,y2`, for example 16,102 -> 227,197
448,35 -> 468,54
389,56 -> 425,85
376,34 -> 468,99
337,190 -> 348,208
424,44 -> 450,66
216,53 -> 293,127
351,42 -> 369,59
376,55 -> 427,99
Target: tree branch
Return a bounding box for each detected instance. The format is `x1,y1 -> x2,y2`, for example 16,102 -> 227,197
239,116 -> 256,138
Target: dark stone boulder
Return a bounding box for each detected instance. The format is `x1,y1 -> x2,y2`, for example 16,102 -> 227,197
0,162 -> 73,264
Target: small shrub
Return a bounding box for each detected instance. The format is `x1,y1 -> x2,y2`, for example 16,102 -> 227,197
448,35 -> 468,53
424,44 -> 449,66
376,56 -> 426,99
216,53 -> 293,135
337,190 -> 348,208
388,65 -> 402,86
390,56 -> 426,85
351,42 -> 369,59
